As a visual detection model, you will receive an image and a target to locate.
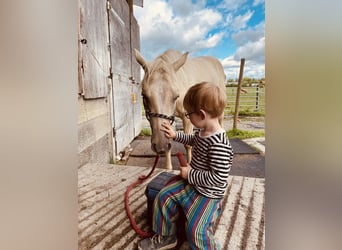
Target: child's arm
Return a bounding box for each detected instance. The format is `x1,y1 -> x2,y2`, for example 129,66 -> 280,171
180,165 -> 190,179
161,122 -> 176,139
161,122 -> 195,145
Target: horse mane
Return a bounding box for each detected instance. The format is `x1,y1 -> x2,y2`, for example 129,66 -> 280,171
147,54 -> 171,80
145,49 -> 183,82
158,49 -> 182,62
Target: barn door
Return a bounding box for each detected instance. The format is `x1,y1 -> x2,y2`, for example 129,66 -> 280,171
107,0 -> 142,155
79,0 -> 109,98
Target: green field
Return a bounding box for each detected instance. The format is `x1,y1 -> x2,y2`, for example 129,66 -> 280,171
142,86 -> 266,117
225,86 -> 265,116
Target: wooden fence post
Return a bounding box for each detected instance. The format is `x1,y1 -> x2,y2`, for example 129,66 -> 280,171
256,84 -> 259,110
233,58 -> 245,130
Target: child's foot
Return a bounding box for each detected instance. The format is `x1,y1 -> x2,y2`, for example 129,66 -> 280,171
138,234 -> 177,250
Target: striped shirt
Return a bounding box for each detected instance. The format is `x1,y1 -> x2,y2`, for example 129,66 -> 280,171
175,129 -> 233,199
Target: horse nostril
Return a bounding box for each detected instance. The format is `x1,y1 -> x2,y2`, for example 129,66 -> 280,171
151,143 -> 171,154
151,143 -> 157,153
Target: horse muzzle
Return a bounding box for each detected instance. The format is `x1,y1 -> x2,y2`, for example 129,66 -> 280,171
151,142 -> 172,154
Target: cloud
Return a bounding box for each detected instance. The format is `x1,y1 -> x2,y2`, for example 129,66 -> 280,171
234,36 -> 264,63
194,32 -> 225,49
221,33 -> 264,79
232,22 -> 264,45
253,0 -> 265,6
222,55 -> 265,79
221,19 -> 264,79
168,0 -> 206,17
232,22 -> 264,64
231,10 -> 254,30
134,0 -> 265,78
134,0 -> 223,60
219,0 -> 249,12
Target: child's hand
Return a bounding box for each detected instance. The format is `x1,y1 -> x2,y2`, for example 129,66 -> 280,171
180,164 -> 190,179
161,121 -> 176,139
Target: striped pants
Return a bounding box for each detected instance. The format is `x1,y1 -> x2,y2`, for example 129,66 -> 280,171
152,178 -> 222,250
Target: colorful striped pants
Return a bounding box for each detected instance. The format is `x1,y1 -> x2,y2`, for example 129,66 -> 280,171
152,178 -> 222,250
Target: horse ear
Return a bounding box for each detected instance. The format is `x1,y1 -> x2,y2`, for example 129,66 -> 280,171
173,52 -> 189,71
134,49 -> 148,72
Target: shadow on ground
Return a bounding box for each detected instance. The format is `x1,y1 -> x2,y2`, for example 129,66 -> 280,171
124,136 -> 265,178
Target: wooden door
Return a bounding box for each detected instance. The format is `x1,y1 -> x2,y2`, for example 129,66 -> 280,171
79,0 -> 109,99
107,0 -> 142,154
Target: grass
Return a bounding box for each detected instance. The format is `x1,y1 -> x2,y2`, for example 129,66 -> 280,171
237,110 -> 264,117
225,86 -> 265,116
139,128 -> 152,136
227,128 -> 265,139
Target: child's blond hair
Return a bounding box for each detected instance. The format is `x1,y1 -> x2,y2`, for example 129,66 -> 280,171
183,81 -> 226,118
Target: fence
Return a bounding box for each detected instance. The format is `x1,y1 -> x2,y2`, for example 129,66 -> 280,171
225,85 -> 265,115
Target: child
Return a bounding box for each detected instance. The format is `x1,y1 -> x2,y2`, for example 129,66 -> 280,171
138,82 -> 233,250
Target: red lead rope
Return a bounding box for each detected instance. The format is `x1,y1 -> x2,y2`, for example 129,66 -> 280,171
124,152 -> 187,238
124,155 -> 159,238
176,151 -> 187,167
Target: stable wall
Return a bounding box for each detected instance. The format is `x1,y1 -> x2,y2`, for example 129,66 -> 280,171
78,96 -> 114,167
77,0 -> 141,167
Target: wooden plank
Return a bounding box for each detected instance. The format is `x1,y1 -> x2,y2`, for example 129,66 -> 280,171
108,0 -> 139,154
78,9 -> 84,95
79,0 -> 109,99
111,75 -> 134,153
131,16 -> 142,137
131,16 -> 140,82
108,0 -> 130,76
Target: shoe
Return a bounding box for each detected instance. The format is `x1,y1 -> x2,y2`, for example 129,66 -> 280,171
138,234 -> 177,250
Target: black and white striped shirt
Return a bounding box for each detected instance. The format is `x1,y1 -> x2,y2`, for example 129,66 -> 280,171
175,129 -> 233,199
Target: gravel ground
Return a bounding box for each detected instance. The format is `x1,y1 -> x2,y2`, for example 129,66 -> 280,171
223,115 -> 265,131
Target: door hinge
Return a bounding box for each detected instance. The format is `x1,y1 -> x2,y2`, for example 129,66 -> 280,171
108,67 -> 113,79
129,76 -> 135,84
106,1 -> 111,11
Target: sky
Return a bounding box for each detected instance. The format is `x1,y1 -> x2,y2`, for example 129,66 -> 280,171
133,0 -> 265,80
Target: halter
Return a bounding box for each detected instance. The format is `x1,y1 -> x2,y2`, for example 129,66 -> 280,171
145,110 -> 175,125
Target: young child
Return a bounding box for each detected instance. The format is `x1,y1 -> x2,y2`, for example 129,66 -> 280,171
138,82 -> 233,250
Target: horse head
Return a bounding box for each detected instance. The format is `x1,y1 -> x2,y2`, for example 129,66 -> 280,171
134,49 -> 188,155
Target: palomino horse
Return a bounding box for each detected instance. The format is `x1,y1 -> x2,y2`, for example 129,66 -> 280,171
134,49 -> 226,169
